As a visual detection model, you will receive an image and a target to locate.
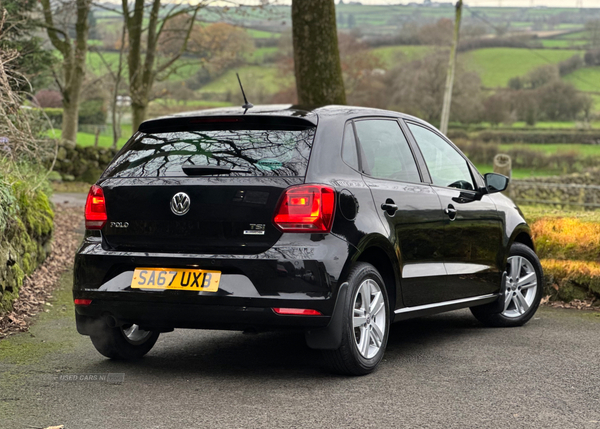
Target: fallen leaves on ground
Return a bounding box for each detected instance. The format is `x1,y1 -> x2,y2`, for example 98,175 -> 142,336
0,204 -> 82,339
541,295 -> 600,311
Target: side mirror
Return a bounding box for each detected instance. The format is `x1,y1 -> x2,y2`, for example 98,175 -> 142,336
484,173 -> 509,194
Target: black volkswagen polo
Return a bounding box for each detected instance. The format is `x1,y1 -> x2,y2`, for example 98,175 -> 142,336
74,105 -> 543,375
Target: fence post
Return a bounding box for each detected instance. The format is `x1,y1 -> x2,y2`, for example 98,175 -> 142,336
493,153 -> 512,198
94,127 -> 100,148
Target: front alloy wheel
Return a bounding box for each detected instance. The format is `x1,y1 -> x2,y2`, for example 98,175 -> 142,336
502,255 -> 538,318
471,242 -> 543,327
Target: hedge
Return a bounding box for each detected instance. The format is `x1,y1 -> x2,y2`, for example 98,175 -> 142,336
477,130 -> 600,144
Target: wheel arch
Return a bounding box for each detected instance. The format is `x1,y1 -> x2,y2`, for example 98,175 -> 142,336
509,224 -> 535,252
351,235 -> 401,311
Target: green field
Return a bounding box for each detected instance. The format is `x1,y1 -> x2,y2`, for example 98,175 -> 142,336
474,163 -> 563,179
563,67 -> 600,93
246,28 -> 280,39
198,65 -> 293,96
462,48 -> 584,88
558,31 -> 588,40
539,39 -> 588,48
151,99 -> 233,109
247,47 -> 279,64
372,45 -> 435,68
48,128 -> 129,148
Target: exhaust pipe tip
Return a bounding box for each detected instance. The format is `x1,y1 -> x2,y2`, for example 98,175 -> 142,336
103,313 -> 118,328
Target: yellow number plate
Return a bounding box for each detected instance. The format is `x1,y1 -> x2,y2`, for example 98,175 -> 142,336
131,268 -> 221,292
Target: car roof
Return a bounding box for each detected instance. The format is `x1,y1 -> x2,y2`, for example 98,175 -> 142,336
139,104 -> 430,131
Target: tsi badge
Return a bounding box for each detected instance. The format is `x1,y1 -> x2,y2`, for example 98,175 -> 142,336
244,224 -> 266,236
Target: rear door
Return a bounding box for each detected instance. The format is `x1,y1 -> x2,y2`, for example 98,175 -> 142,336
404,121 -> 504,300
98,117 -> 316,255
351,118 -> 447,308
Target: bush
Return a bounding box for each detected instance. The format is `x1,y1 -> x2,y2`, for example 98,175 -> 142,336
79,98 -> 107,125
41,107 -> 63,128
457,35 -> 542,52
584,48 -> 600,66
531,217 -> 600,261
542,259 -> 600,302
558,55 -> 584,77
33,89 -> 62,108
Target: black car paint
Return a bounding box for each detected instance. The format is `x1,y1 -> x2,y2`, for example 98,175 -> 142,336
74,105 -> 532,343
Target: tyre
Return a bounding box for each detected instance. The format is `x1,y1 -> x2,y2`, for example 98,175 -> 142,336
90,321 -> 160,360
471,243 -> 543,327
324,262 -> 390,376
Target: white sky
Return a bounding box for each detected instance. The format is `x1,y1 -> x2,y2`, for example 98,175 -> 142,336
227,0 -> 600,7
109,0 -> 600,8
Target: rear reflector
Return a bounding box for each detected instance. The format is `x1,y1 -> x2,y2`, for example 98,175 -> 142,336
74,299 -> 92,306
273,308 -> 322,316
273,185 -> 335,233
85,185 -> 107,230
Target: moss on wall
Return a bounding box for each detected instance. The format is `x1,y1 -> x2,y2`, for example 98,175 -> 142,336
0,169 -> 54,315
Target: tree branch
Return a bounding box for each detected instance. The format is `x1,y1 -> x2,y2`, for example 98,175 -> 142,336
156,6 -> 201,75
39,0 -> 70,55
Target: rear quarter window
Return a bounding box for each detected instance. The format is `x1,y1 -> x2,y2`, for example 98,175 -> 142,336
103,127 -> 316,178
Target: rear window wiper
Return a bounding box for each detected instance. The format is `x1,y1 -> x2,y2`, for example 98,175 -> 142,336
182,165 -> 252,176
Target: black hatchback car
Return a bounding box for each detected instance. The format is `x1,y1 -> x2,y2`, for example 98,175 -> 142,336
74,105 -> 543,375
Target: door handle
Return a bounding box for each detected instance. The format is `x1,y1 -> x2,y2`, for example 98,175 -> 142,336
381,199 -> 398,215
444,204 -> 457,220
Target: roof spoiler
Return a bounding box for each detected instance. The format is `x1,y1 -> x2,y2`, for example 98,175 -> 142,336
139,115 -> 316,134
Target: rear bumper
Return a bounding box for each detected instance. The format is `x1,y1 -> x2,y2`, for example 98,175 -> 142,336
74,233 -> 352,332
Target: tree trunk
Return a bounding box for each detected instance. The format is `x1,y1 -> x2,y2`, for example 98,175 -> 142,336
291,0 -> 346,106
41,0 -> 90,145
132,103 -> 148,133
125,0 -> 160,132
61,98 -> 79,146
439,0 -> 462,135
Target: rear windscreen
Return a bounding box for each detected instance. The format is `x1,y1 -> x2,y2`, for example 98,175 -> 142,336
103,127 -> 316,178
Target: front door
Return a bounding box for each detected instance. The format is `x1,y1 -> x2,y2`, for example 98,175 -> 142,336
405,122 -> 504,300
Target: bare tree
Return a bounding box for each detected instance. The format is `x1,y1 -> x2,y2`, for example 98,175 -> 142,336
40,0 -> 91,145
92,21 -> 128,149
122,0 -> 209,131
291,0 -> 346,106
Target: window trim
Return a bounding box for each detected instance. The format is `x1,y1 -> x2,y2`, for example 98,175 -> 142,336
340,120 -> 361,172
403,120 -> 480,193
351,116 -> 425,185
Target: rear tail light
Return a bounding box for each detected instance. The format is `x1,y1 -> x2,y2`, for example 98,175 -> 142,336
74,299 -> 92,306
273,308 -> 322,316
85,185 -> 107,230
273,185 -> 335,233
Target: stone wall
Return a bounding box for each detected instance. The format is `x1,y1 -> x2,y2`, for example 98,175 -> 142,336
510,169 -> 600,208
53,143 -> 118,183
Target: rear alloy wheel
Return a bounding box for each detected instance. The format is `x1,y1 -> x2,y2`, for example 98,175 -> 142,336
324,262 -> 390,376
90,322 -> 160,360
471,243 -> 543,327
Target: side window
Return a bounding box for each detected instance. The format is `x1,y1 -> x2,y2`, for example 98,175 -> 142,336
354,119 -> 420,183
407,123 -> 474,191
341,122 -> 359,170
